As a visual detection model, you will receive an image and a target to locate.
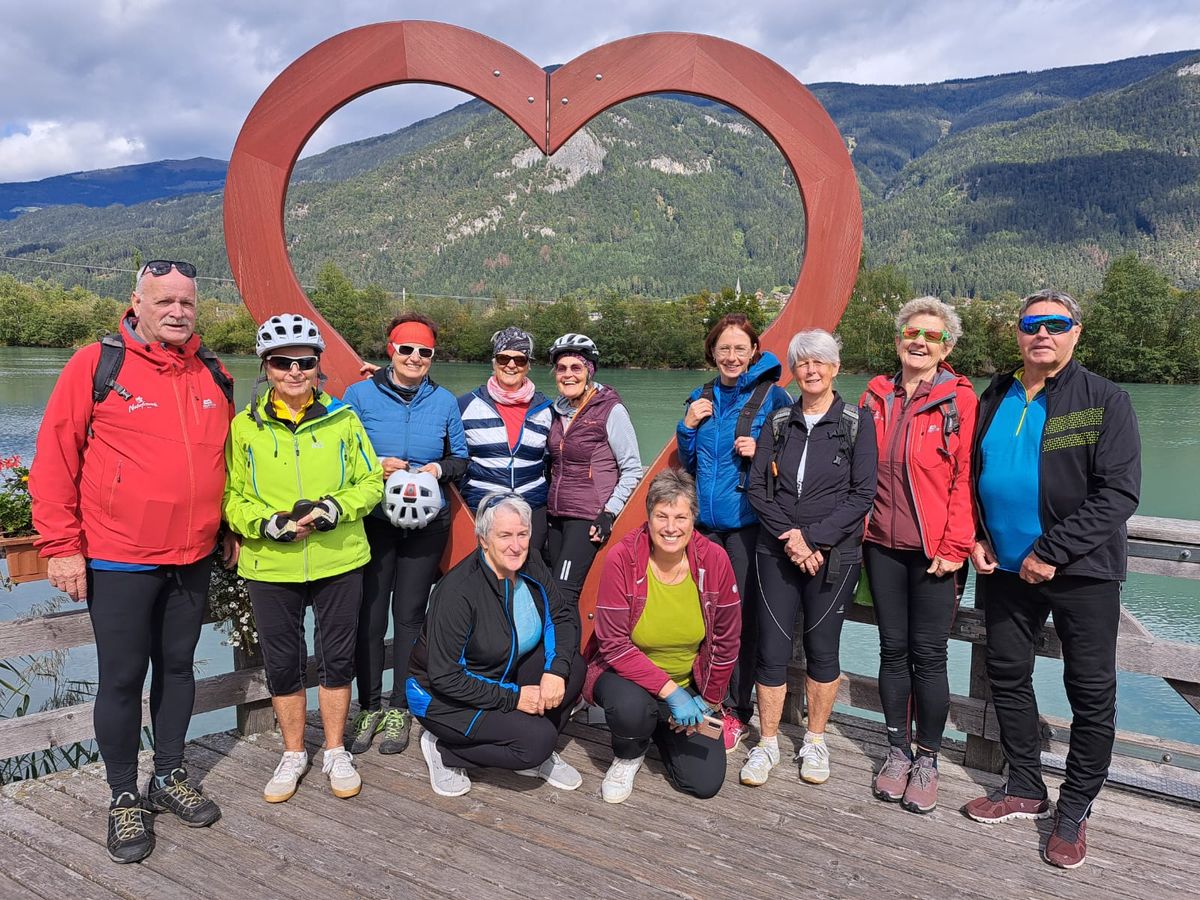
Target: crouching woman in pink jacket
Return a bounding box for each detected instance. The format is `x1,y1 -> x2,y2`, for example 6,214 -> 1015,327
583,468 -> 741,804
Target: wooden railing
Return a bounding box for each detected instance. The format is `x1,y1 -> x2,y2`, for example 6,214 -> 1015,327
2,516 -> 1199,783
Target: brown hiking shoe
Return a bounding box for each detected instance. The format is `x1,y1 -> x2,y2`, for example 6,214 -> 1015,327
901,755 -> 938,813
1044,814 -> 1087,869
962,789 -> 1051,823
872,747 -> 912,802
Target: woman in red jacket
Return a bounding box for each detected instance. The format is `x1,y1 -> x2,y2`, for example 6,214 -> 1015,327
859,296 -> 977,814
583,468 -> 740,804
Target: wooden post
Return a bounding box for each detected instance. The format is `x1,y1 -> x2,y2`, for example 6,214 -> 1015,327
964,588 -> 1005,773
233,646 -> 275,736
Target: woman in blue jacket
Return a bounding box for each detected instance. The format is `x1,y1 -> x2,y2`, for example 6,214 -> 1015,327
342,313 -> 468,757
676,312 -> 791,753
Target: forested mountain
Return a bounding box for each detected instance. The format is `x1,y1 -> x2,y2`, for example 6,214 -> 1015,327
1,49 -> 1198,300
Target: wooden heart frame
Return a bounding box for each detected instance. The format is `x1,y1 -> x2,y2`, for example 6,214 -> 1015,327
223,21 -> 862,642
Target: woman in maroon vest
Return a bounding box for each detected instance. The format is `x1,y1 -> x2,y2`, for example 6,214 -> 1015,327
545,334 -> 643,607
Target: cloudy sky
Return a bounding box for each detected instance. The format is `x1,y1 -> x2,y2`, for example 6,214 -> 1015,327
1,0 -> 1198,182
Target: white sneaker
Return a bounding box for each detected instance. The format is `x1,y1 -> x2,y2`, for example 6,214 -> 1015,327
264,750 -> 308,803
601,756 -> 644,804
321,747 -> 362,798
420,730 -> 471,797
516,751 -> 583,791
796,736 -> 830,784
740,742 -> 781,786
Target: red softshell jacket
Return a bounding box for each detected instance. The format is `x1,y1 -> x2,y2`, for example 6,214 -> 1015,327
583,524 -> 741,706
30,316 -> 233,564
860,364 -> 978,563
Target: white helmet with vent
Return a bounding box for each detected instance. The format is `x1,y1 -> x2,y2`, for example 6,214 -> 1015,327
383,470 -> 444,529
256,313 -> 326,356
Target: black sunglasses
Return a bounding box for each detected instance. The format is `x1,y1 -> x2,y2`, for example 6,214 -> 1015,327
140,259 -> 197,279
494,353 -> 530,367
395,344 -> 435,359
265,355 -> 319,372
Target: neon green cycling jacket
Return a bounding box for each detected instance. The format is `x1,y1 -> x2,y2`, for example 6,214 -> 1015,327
224,390 -> 383,583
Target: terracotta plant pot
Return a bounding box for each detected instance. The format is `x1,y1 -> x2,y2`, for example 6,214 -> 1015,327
0,534 -> 49,584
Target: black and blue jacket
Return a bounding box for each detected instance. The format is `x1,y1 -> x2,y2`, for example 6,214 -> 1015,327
406,548 -> 580,735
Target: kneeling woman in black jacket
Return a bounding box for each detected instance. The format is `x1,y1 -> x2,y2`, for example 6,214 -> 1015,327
407,492 -> 585,797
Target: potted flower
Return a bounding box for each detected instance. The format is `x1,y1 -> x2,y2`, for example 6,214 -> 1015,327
0,455 -> 47,584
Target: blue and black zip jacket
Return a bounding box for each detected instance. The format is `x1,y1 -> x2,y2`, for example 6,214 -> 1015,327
406,548 -> 580,735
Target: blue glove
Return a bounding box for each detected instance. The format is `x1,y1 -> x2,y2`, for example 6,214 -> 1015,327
664,688 -> 709,727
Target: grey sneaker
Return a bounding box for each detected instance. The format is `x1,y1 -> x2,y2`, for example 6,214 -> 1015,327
347,709 -> 384,754
516,751 -> 583,791
796,736 -> 830,784
263,750 -> 309,803
872,747 -> 912,802
378,708 -> 412,755
739,742 -> 781,787
321,747 -> 361,799
419,730 -> 471,797
901,755 -> 939,813
601,756 -> 645,804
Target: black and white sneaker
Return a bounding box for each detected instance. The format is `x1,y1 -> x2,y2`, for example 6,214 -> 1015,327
144,768 -> 221,827
107,792 -> 154,864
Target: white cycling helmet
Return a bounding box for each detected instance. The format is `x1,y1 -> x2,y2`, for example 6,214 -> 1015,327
256,313 -> 326,356
383,470 -> 444,529
548,333 -> 599,365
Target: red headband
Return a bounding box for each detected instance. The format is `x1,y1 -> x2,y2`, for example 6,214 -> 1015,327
388,321 -> 436,355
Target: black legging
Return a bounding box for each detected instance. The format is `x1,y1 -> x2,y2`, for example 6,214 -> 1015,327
357,515 -> 449,711
755,551 -> 859,685
592,670 -> 726,799
421,648 -> 585,770
87,560 -> 210,795
698,523 -> 758,722
547,516 -> 601,607
863,543 -> 958,753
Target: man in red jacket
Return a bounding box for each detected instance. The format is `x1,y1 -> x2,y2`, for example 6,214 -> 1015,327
30,260 -> 231,864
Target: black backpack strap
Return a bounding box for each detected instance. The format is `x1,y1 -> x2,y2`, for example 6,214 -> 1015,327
941,395 -> 960,451
197,343 -> 235,404
735,380 -> 774,440
764,407 -> 792,503
92,334 -> 132,404
835,405 -> 859,466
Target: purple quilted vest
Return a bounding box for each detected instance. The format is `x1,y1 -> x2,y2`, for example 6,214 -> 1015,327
547,386 -> 622,520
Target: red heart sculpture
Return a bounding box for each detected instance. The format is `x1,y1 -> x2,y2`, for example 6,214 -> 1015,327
224,21 -> 862,643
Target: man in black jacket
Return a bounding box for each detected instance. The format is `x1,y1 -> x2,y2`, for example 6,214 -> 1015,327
962,290 -> 1141,870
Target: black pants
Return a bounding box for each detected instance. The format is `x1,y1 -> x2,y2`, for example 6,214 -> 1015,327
592,671 -> 726,799
357,515 -> 449,710
863,543 -> 958,752
978,570 -> 1120,821
755,551 -> 859,685
87,560 -> 210,795
547,516 -> 600,607
698,523 -> 758,722
422,649 -> 585,770
247,569 -> 362,695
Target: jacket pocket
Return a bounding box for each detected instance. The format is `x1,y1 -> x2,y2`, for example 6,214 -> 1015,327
104,459 -> 123,519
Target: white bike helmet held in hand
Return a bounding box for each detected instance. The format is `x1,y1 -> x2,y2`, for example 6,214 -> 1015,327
256,313 -> 326,356
384,470 -> 444,529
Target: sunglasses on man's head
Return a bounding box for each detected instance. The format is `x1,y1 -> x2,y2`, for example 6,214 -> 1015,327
265,355 -> 319,372
395,344 -> 434,359
140,260 -> 197,279
494,353 -> 529,368
899,326 -> 950,344
1018,314 -> 1076,336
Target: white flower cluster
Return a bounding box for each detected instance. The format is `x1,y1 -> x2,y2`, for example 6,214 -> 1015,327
207,555 -> 258,650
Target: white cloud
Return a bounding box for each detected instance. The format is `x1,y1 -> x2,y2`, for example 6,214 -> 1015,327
0,121 -> 146,181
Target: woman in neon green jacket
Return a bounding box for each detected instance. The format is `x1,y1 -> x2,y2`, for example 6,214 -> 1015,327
224,313 -> 383,805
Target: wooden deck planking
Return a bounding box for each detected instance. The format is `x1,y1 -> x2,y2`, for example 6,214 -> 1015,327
3,716 -> 1198,900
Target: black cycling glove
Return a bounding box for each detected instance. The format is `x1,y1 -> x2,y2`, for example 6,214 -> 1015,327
590,510 -> 616,544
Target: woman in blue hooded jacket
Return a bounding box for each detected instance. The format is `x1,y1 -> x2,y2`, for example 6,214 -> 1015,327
676,312 -> 791,752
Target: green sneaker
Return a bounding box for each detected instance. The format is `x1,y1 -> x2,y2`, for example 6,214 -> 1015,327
378,708 -> 412,755
347,709 -> 384,755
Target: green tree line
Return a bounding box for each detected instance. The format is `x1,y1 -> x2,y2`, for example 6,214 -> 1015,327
3,254 -> 1199,383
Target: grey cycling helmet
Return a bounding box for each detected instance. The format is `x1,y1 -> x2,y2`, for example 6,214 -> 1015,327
256,313 -> 326,356
383,470 -> 444,529
548,333 -> 599,365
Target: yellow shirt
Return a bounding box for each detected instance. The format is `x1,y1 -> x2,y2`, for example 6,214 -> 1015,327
270,390 -> 315,424
631,567 -> 705,689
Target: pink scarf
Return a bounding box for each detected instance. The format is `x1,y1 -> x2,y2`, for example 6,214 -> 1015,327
487,375 -> 535,406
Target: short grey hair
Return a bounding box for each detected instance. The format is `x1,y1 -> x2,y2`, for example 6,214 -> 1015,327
895,296 -> 963,347
474,492 -> 533,540
787,328 -> 841,369
1019,289 -> 1082,323
644,468 -> 699,520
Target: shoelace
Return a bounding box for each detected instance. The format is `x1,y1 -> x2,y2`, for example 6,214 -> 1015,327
162,778 -> 205,809
746,746 -> 778,770
880,753 -> 912,780
353,711 -> 380,737
795,741 -> 829,764
609,759 -> 640,786
382,709 -> 407,738
273,753 -> 307,781
909,761 -> 936,788
110,805 -> 146,841
324,751 -> 356,777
